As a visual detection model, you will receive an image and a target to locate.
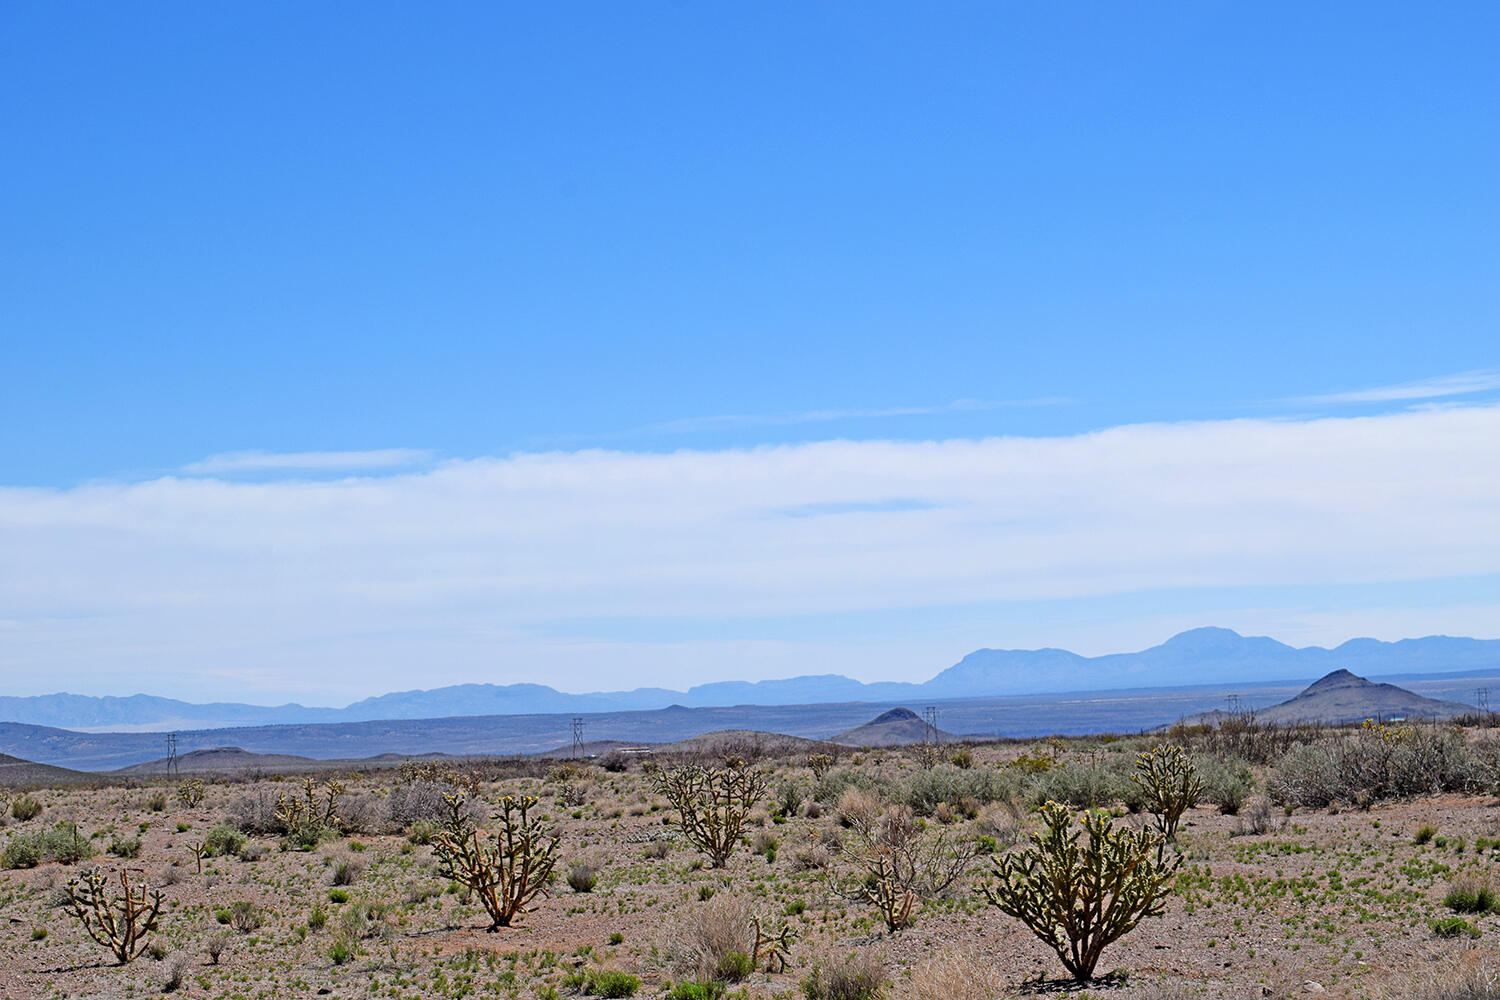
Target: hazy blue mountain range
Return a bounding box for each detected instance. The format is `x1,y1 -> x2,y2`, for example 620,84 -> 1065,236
3,627 -> 1498,732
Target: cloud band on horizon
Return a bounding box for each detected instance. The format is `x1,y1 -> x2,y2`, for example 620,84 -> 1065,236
4,404 -> 1500,700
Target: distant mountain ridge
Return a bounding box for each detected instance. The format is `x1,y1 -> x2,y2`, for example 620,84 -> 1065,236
4,627 -> 1498,731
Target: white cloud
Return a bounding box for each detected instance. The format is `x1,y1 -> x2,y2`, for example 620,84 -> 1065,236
1286,369 -> 1500,406
181,449 -> 434,475
4,404 -> 1500,700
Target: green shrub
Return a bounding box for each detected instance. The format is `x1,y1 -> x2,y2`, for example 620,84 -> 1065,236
204,824 -> 246,857
108,835 -> 142,859
280,820 -> 330,852
1269,724 -> 1476,808
666,983 -> 726,1000
776,782 -> 805,818
4,823 -> 96,868
11,795 -> 42,821
1021,760 -> 1133,812
328,888 -> 350,904
1193,755 -> 1254,815
563,969 -> 640,997
1432,916 -> 1482,939
903,767 -> 1012,816
1444,877 -> 1499,914
42,823 -> 95,865
329,939 -> 354,964
714,950 -> 754,983
588,970 -> 640,997
3,835 -> 42,869
1415,825 -> 1437,844
406,819 -> 440,845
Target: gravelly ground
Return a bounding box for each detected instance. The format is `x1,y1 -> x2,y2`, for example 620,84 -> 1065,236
0,745 -> 1495,1000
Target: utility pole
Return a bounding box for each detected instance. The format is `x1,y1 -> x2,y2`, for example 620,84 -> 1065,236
923,706 -> 939,745
165,733 -> 178,778
571,717 -> 585,759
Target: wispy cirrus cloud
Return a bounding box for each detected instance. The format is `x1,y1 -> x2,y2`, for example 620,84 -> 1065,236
1284,369 -> 1500,406
181,449 -> 435,475
769,498 -> 941,519
619,397 -> 1070,436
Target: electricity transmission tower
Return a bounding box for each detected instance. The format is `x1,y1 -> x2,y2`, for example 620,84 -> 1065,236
923,706 -> 939,745
571,717 -> 585,759
165,734 -> 179,778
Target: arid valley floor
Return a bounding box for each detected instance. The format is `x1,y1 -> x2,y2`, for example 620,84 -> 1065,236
1,726 -> 1497,1000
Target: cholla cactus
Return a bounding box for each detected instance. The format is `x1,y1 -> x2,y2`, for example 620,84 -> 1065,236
750,914 -> 796,973
1133,745 -> 1203,840
319,778 -> 345,827
275,776 -> 344,834
806,753 -> 835,780
399,760 -> 484,795
432,793 -> 559,930
64,868 -> 164,964
274,789 -> 303,830
176,779 -> 205,808
650,757 -> 769,868
983,801 -> 1180,983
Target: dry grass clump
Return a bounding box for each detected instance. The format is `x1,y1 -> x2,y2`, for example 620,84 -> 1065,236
792,842 -> 831,871
1232,795 -> 1285,837
906,946 -> 1006,1000
835,788 -> 883,831
800,948 -> 889,1000
975,801 -> 1024,848
1120,976 -> 1300,1000
662,895 -> 758,983
1381,952 -> 1500,999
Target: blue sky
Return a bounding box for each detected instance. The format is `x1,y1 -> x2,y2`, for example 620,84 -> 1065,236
2,3 -> 1498,702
